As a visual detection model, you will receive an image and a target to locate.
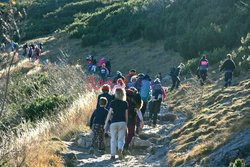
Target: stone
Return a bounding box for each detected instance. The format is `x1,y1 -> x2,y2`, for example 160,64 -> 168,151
130,137 -> 155,149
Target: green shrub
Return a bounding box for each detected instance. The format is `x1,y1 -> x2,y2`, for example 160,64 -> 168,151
229,158 -> 245,167
22,94 -> 68,122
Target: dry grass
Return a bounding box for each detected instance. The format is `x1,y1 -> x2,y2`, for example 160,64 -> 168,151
0,92 -> 97,167
166,77 -> 250,166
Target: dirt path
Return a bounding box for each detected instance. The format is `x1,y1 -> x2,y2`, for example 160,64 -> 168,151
63,106 -> 186,167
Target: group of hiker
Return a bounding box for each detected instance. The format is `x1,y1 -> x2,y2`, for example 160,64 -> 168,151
86,55 -> 111,81
89,69 -> 166,160
22,42 -> 42,61
88,53 -> 236,160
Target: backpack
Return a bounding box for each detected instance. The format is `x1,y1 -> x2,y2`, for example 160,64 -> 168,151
140,80 -> 151,101
152,83 -> 162,100
200,60 -> 208,70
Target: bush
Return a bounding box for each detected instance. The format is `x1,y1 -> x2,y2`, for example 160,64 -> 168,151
229,158 -> 245,167
22,94 -> 68,122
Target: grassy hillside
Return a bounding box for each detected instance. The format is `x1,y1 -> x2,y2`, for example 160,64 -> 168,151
17,0 -> 250,60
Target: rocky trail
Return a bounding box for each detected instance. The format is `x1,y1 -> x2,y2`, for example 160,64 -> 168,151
62,106 -> 186,167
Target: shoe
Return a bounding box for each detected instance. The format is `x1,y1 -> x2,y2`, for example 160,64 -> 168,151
118,149 -> 123,160
110,156 -> 116,161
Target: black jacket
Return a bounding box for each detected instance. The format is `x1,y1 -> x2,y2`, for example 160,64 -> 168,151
220,59 -> 236,72
90,107 -> 109,127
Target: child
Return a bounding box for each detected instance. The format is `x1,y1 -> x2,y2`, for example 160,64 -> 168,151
90,97 -> 109,153
104,88 -> 128,160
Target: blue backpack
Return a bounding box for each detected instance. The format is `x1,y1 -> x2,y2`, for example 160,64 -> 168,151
140,80 -> 151,101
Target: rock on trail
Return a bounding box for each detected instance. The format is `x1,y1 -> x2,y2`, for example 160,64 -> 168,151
63,107 -> 186,167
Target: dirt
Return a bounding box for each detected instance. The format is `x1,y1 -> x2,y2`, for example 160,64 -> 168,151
62,106 -> 186,167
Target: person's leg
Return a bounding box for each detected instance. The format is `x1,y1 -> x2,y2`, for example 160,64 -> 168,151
141,100 -> 147,117
124,123 -> 135,150
90,124 -> 98,150
97,125 -> 105,151
117,122 -> 127,159
110,123 -> 118,157
176,77 -> 181,89
228,72 -> 233,86
225,72 -> 229,87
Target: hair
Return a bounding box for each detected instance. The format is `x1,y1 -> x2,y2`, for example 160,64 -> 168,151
129,69 -> 136,73
227,54 -> 232,59
115,88 -> 126,101
101,84 -> 110,93
131,75 -> 137,83
129,87 -> 138,93
99,97 -> 108,107
116,78 -> 125,86
202,55 -> 207,59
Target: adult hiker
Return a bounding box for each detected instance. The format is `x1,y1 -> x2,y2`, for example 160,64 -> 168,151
197,55 -> 209,85
139,74 -> 151,117
220,54 -> 236,87
125,69 -> 137,86
27,45 -> 33,61
86,55 -> 93,71
156,72 -> 162,82
38,42 -> 43,52
96,84 -> 114,110
100,64 -> 109,83
127,75 -> 137,88
135,73 -> 145,92
22,43 -> 28,57
106,59 -> 111,76
90,97 -> 109,154
91,58 -> 97,73
112,78 -> 126,95
11,41 -> 18,52
34,45 -> 41,61
170,63 -> 184,91
104,88 -> 128,160
113,71 -> 124,84
98,57 -> 106,71
124,88 -> 144,153
149,78 -> 166,127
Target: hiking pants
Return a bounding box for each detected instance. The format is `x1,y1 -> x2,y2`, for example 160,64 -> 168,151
149,100 -> 161,125
136,100 -> 147,133
199,69 -> 207,82
124,122 -> 136,150
110,122 -> 127,156
225,71 -> 233,87
171,76 -> 180,91
91,124 -> 105,150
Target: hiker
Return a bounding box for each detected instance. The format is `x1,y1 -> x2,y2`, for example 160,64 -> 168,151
100,64 -> 109,83
135,73 -> 145,92
98,57 -> 106,71
86,55 -> 93,71
113,71 -> 124,84
156,73 -> 162,82
34,45 -> 41,61
112,78 -> 126,95
170,63 -> 184,91
106,59 -> 111,75
124,88 -> 144,152
27,45 -> 33,61
38,42 -> 43,52
96,84 -> 114,110
220,54 -> 236,87
139,74 -> 151,117
104,88 -> 128,160
90,97 -> 109,153
11,41 -> 18,52
127,75 -> 137,88
125,69 -> 137,86
91,58 -> 97,73
197,55 -> 209,85
149,78 -> 166,127
22,43 -> 28,56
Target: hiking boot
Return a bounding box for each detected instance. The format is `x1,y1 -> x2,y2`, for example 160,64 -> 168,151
118,149 -> 123,160
110,156 -> 116,161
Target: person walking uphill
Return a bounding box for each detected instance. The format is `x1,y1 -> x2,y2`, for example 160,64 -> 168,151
170,63 -> 184,91
149,78 -> 165,127
220,54 -> 236,87
124,88 -> 144,152
89,97 -> 109,153
198,55 -> 209,85
104,88 -> 128,161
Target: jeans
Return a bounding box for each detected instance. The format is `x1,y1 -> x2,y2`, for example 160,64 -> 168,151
149,100 -> 161,125
225,71 -> 233,87
110,122 -> 127,156
124,122 -> 136,150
